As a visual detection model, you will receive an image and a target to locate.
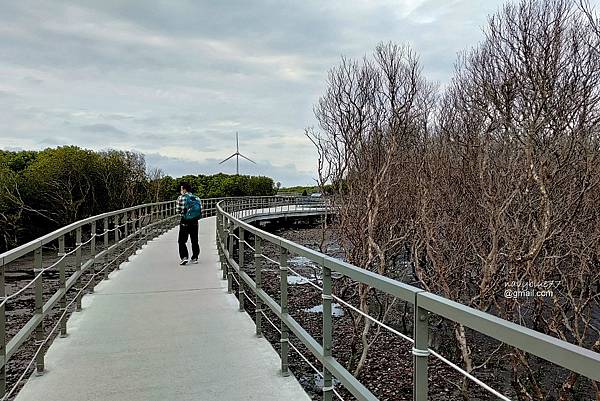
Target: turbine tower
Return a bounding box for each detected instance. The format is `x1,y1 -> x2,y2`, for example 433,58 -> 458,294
219,132 -> 256,175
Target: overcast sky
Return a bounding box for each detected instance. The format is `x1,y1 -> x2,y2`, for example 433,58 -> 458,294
0,0 -> 546,185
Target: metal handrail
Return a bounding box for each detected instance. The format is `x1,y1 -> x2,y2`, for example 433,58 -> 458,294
0,200 -> 174,266
0,199 -> 181,397
216,196 -> 600,401
0,194 -> 325,398
0,195 -> 299,265
1,235 -> 146,401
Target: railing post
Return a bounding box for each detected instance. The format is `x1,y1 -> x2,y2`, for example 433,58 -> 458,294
238,227 -> 245,312
130,210 -> 135,245
279,245 -> 289,377
0,261 -> 6,396
140,208 -> 145,245
58,235 -> 68,337
34,246 -> 45,375
124,211 -> 129,240
104,217 -> 110,280
116,214 -> 120,243
219,214 -> 227,280
218,208 -> 221,239
413,293 -> 429,401
114,215 -> 121,270
165,204 -> 170,230
140,209 -> 145,247
254,236 -> 263,337
227,220 -> 233,294
134,209 -> 141,249
90,221 -> 96,294
75,226 -> 83,310
158,205 -> 163,234
322,265 -> 333,401
133,209 -> 138,239
152,205 -> 157,234
146,207 -> 150,240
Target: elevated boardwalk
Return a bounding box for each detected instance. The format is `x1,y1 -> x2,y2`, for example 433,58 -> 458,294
7,197 -> 598,400
15,217 -> 310,401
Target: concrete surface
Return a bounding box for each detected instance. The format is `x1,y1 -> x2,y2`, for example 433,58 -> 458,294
15,217 -> 311,401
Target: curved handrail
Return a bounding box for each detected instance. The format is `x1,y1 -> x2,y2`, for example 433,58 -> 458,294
0,194 -> 326,400
0,200 -> 175,266
216,197 -> 600,401
0,198 -> 183,400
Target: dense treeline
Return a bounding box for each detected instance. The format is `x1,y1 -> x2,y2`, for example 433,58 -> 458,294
278,185 -> 333,196
309,0 -> 600,399
0,146 -> 275,252
171,173 -> 276,199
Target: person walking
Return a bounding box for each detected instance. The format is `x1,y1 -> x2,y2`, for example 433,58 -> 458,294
176,182 -> 202,265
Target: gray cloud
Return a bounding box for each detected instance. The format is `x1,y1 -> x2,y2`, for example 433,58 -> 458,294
80,123 -> 127,136
39,137 -> 64,146
1,0 -> 579,185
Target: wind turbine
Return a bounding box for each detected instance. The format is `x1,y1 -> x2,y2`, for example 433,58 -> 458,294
219,132 -> 256,175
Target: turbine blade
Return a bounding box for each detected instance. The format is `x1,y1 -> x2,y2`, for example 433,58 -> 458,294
238,153 -> 256,164
236,132 -> 239,152
219,154 -> 237,164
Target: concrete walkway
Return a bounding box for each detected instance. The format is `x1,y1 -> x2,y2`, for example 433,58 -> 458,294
15,217 -> 311,401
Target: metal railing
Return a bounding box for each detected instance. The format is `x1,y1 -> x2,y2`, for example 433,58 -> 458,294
216,196 -> 600,401
202,195 -> 324,221
0,194 -> 317,399
0,200 -> 182,399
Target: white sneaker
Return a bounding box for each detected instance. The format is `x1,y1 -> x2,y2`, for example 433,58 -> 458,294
191,258 -> 198,264
180,258 -> 189,266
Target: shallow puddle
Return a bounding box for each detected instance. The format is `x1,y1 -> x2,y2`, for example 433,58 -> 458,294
299,372 -> 341,395
289,255 -> 316,267
302,303 -> 345,317
288,275 -> 309,285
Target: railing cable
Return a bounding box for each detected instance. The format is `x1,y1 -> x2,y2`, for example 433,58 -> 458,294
260,254 -> 280,266
250,294 -> 344,401
227,230 -> 511,401
0,216 -> 157,307
1,229 -> 145,401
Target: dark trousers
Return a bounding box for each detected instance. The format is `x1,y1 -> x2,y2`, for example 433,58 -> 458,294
178,220 -> 200,259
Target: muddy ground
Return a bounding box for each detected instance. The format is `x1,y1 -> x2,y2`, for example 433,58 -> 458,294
228,219 -> 595,401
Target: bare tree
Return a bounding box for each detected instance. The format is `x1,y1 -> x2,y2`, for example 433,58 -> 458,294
311,42 -> 436,376
417,0 -> 600,398
309,1 -> 600,399
306,128 -> 333,252
147,167 -> 165,203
